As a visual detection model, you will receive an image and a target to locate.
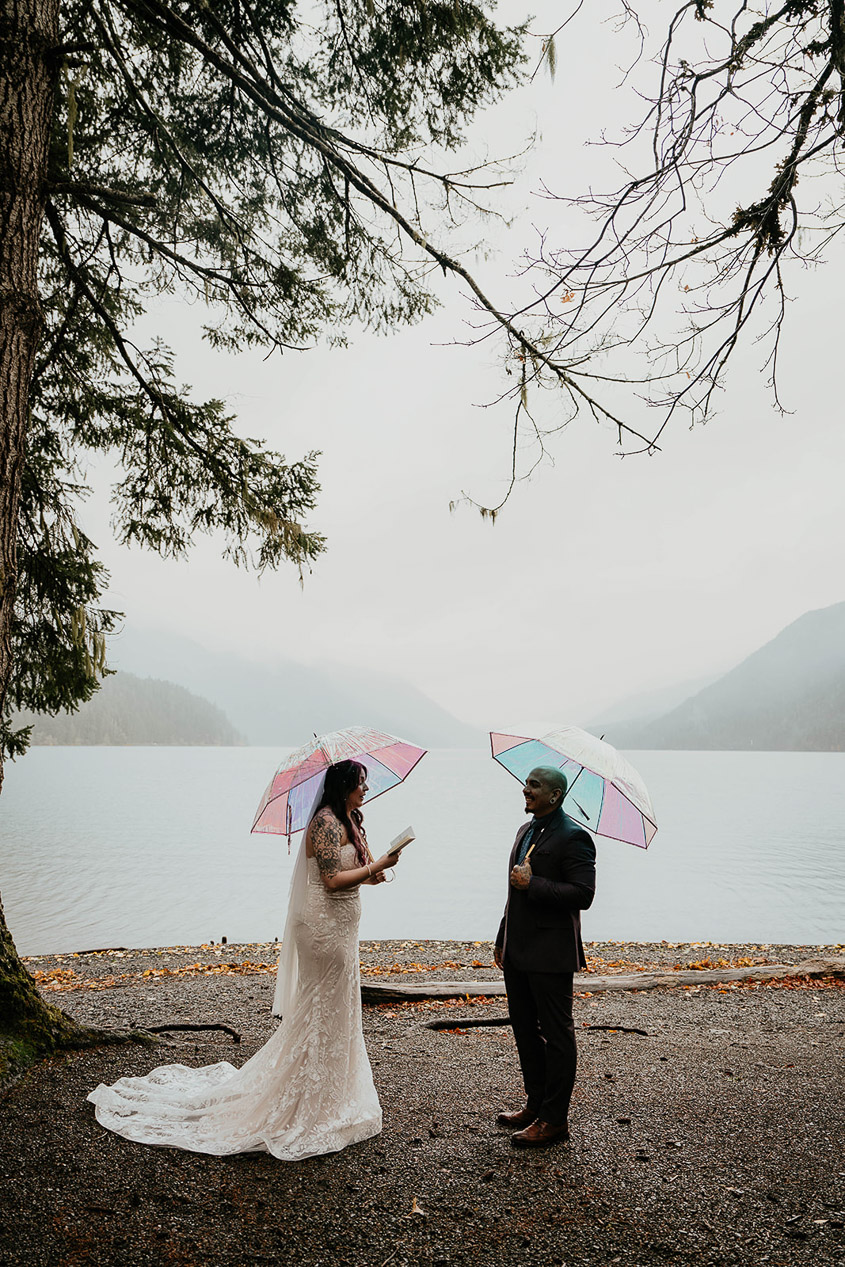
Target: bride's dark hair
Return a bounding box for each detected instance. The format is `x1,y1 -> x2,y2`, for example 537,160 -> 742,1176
315,759 -> 371,867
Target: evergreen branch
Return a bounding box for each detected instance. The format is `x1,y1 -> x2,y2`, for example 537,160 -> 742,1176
71,191 -> 308,351
72,191 -> 253,287
109,0 -> 659,447
44,200 -> 230,471
89,2 -> 251,246
49,181 -> 156,207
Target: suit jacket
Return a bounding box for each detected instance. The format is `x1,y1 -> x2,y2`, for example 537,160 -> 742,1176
495,807 -> 596,974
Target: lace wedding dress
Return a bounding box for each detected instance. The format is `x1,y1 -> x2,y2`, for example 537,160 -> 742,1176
88,844 -> 382,1160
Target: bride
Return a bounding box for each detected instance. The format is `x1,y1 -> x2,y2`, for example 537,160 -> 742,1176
88,759 -> 400,1160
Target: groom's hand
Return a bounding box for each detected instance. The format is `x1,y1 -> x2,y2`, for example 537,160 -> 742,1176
510,862 -> 532,890
493,945 -> 504,970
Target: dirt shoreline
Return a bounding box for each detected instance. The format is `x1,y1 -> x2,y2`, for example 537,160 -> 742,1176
23,936 -> 845,985
3,941 -> 844,1266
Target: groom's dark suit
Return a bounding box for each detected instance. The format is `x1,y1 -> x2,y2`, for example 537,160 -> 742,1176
496,806 -> 596,1126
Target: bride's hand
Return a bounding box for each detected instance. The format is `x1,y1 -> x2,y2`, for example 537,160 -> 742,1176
373,850 -> 400,873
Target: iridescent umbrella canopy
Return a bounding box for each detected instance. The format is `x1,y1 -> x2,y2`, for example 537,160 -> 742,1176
491,726 -> 658,849
251,725 -> 427,843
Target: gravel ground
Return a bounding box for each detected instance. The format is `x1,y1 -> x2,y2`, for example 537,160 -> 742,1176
2,941 -> 844,1266
23,938 -> 843,985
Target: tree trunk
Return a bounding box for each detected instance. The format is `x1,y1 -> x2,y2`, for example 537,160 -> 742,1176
832,0 -> 845,129
0,0 -> 57,778
0,890 -> 88,1085
0,890 -> 155,1089
0,0 -> 135,1087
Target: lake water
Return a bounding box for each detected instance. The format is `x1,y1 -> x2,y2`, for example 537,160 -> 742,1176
1,747 -> 843,955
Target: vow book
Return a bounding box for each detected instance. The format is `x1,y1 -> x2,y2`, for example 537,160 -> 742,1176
389,826 -> 416,853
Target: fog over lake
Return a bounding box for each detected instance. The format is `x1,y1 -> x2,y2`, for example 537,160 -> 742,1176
2,748 -> 842,956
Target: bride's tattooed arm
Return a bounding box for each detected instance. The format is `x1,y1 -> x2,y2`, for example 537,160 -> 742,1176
309,808 -> 399,890
310,811 -> 347,889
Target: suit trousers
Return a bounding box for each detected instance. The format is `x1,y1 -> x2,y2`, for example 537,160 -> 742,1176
503,959 -> 576,1126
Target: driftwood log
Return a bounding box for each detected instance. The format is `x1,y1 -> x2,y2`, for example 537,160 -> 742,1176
361,956 -> 845,1004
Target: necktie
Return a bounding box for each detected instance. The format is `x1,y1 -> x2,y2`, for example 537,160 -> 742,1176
515,823 -> 536,866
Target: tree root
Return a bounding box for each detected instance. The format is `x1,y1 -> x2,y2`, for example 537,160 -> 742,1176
142,1022 -> 241,1043
0,894 -> 157,1094
0,1016 -> 157,1094
427,1015 -> 511,1030
426,1018 -> 649,1034
582,1024 -> 649,1036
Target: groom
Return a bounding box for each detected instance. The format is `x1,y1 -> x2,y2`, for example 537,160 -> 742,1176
494,766 -> 596,1147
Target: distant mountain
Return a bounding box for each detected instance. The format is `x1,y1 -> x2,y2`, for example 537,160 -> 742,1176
18,672 -> 243,746
588,673 -> 720,732
109,628 -> 483,748
606,601 -> 845,751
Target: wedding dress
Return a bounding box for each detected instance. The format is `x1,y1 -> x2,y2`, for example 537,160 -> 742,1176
87,843 -> 381,1160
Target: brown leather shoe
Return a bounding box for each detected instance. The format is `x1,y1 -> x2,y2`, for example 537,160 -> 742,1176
496,1105 -> 538,1129
511,1119 -> 570,1148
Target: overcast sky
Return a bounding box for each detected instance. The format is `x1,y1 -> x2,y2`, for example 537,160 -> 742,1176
80,2 -> 845,733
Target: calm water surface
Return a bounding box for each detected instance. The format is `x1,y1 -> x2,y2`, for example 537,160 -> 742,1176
1,747 -> 843,954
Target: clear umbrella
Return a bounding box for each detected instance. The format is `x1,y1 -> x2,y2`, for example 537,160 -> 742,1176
251,725 -> 427,844
491,725 -> 657,849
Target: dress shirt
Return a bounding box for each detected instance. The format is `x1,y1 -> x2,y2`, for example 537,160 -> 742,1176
515,805 -> 564,865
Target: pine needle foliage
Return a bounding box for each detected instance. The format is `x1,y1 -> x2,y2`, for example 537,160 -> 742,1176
3,0 -> 526,760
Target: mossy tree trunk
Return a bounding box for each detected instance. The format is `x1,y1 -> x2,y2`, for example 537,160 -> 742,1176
0,891 -> 153,1089
0,0 -> 56,752
0,0 -> 72,1080
0,891 -> 91,1084
0,0 -> 150,1087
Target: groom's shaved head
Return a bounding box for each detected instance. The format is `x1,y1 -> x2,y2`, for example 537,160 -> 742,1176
530,766 -> 568,798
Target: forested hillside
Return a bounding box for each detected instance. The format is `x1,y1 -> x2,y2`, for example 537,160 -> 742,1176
17,673 -> 242,746
608,602 -> 845,751
110,629 -> 483,748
